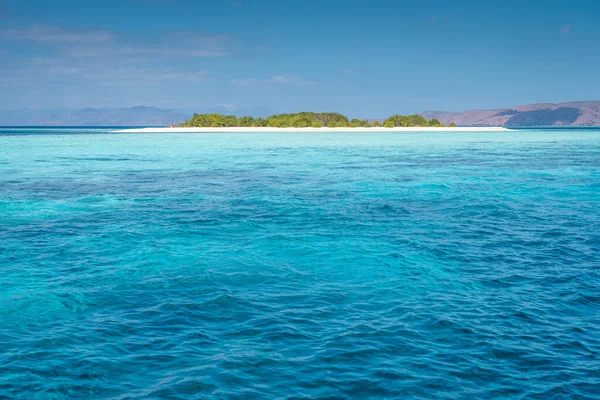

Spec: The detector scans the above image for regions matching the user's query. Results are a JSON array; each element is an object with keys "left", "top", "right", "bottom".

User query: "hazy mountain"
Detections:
[
  {"left": 0, "top": 105, "right": 277, "bottom": 126},
  {"left": 421, "top": 101, "right": 600, "bottom": 127},
  {"left": 3, "top": 102, "right": 599, "bottom": 127}
]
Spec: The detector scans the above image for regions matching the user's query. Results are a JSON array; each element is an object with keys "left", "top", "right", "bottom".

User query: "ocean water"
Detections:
[{"left": 1, "top": 127, "right": 599, "bottom": 398}]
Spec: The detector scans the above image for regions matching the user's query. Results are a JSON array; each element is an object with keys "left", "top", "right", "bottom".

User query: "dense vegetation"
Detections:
[{"left": 180, "top": 112, "right": 454, "bottom": 128}]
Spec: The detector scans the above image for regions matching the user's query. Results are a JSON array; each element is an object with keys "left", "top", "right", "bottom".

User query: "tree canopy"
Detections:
[
  {"left": 382, "top": 114, "right": 440, "bottom": 127},
  {"left": 180, "top": 112, "right": 453, "bottom": 128}
]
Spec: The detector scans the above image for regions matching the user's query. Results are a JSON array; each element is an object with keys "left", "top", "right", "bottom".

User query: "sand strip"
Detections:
[{"left": 113, "top": 127, "right": 512, "bottom": 133}]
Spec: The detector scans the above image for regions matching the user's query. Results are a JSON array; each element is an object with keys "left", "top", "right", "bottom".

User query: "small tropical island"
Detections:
[
  {"left": 176, "top": 112, "right": 457, "bottom": 128},
  {"left": 114, "top": 112, "right": 511, "bottom": 132}
]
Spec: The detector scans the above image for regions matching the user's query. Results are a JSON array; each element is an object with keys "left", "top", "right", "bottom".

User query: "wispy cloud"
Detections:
[
  {"left": 0, "top": 25, "right": 234, "bottom": 57},
  {"left": 560, "top": 24, "right": 573, "bottom": 34},
  {"left": 269, "top": 75, "right": 316, "bottom": 84},
  {"left": 231, "top": 78, "right": 259, "bottom": 86},
  {"left": 0, "top": 55, "right": 208, "bottom": 88},
  {"left": 0, "top": 24, "right": 235, "bottom": 88},
  {"left": 0, "top": 22, "right": 262, "bottom": 106},
  {"left": 75, "top": 67, "right": 208, "bottom": 87},
  {"left": 232, "top": 74, "right": 317, "bottom": 86},
  {"left": 0, "top": 25, "right": 113, "bottom": 43},
  {"left": 111, "top": 45, "right": 230, "bottom": 58},
  {"left": 95, "top": 67, "right": 208, "bottom": 86},
  {"left": 152, "top": 31, "right": 233, "bottom": 57}
]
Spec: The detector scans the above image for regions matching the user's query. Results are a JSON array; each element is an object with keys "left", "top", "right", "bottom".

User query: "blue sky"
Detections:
[{"left": 0, "top": 0, "right": 598, "bottom": 117}]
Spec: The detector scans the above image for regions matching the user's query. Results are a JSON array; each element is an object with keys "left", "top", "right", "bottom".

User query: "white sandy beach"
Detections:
[{"left": 114, "top": 127, "right": 512, "bottom": 133}]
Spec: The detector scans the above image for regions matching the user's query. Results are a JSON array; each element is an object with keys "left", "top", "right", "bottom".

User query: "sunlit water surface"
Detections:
[{"left": 1, "top": 128, "right": 599, "bottom": 398}]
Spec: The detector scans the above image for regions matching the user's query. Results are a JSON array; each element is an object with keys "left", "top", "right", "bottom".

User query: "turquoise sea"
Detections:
[{"left": 1, "top": 127, "right": 599, "bottom": 398}]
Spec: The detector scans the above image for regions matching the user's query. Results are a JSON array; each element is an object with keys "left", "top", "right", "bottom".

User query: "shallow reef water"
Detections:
[{"left": 1, "top": 128, "right": 599, "bottom": 398}]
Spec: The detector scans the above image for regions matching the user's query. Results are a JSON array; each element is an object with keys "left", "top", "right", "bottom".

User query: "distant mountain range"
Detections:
[
  {"left": 1, "top": 101, "right": 599, "bottom": 127},
  {"left": 421, "top": 101, "right": 600, "bottom": 127},
  {"left": 0, "top": 105, "right": 275, "bottom": 126}
]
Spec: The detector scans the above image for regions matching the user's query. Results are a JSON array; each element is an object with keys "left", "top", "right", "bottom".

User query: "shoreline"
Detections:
[{"left": 113, "top": 127, "right": 513, "bottom": 133}]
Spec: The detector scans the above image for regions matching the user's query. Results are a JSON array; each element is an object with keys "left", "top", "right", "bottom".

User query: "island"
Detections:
[{"left": 113, "top": 112, "right": 512, "bottom": 132}]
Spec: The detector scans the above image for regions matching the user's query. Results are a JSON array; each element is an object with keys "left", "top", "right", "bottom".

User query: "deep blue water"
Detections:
[{"left": 1, "top": 128, "right": 599, "bottom": 398}]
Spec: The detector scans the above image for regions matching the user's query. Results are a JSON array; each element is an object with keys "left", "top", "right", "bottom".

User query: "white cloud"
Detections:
[
  {"left": 91, "top": 67, "right": 208, "bottom": 86},
  {"left": 160, "top": 72, "right": 207, "bottom": 82},
  {"left": 0, "top": 25, "right": 234, "bottom": 58},
  {"left": 232, "top": 74, "right": 317, "bottom": 86},
  {"left": 118, "top": 45, "right": 230, "bottom": 58},
  {"left": 0, "top": 25, "right": 226, "bottom": 89},
  {"left": 0, "top": 25, "right": 113, "bottom": 43},
  {"left": 0, "top": 56, "right": 208, "bottom": 88}
]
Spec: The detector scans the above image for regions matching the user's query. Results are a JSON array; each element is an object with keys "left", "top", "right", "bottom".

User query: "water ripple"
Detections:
[{"left": 1, "top": 129, "right": 599, "bottom": 398}]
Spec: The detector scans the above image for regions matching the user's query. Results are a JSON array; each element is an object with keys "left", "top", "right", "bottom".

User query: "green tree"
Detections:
[
  {"left": 350, "top": 118, "right": 362, "bottom": 127},
  {"left": 253, "top": 117, "right": 268, "bottom": 127},
  {"left": 384, "top": 114, "right": 409, "bottom": 127},
  {"left": 373, "top": 120, "right": 381, "bottom": 127},
  {"left": 267, "top": 117, "right": 285, "bottom": 127},
  {"left": 383, "top": 114, "right": 449, "bottom": 127},
  {"left": 383, "top": 120, "right": 395, "bottom": 128},
  {"left": 407, "top": 114, "right": 428, "bottom": 126},
  {"left": 238, "top": 116, "right": 255, "bottom": 127},
  {"left": 449, "top": 122, "right": 457, "bottom": 127},
  {"left": 294, "top": 116, "right": 312, "bottom": 127}
]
